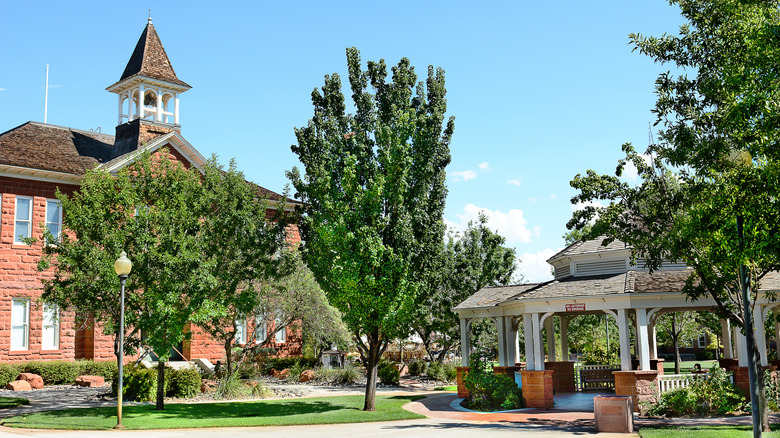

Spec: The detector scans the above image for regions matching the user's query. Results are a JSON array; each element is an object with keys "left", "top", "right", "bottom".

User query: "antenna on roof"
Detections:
[
  {"left": 44, "top": 64, "right": 49, "bottom": 124},
  {"left": 148, "top": 10, "right": 152, "bottom": 24}
]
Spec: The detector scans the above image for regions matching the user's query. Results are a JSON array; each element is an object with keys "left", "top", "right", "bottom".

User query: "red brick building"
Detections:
[{"left": 0, "top": 18, "right": 301, "bottom": 364}]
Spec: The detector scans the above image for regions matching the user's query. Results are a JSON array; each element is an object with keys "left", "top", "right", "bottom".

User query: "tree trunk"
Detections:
[
  {"left": 225, "top": 339, "right": 233, "bottom": 376},
  {"left": 156, "top": 360, "right": 165, "bottom": 410},
  {"left": 363, "top": 335, "right": 382, "bottom": 411},
  {"left": 750, "top": 328, "right": 770, "bottom": 432},
  {"left": 672, "top": 314, "right": 681, "bottom": 375}
]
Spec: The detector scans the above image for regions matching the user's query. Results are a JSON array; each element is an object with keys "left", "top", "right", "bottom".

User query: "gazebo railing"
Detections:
[
  {"left": 657, "top": 373, "right": 733, "bottom": 394},
  {"left": 576, "top": 364, "right": 621, "bottom": 391}
]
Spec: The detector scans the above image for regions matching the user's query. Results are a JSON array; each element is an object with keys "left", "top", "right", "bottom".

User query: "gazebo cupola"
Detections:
[{"left": 106, "top": 16, "right": 191, "bottom": 128}]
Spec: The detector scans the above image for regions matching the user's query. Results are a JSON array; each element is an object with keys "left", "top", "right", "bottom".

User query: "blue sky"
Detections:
[{"left": 0, "top": 1, "right": 685, "bottom": 283}]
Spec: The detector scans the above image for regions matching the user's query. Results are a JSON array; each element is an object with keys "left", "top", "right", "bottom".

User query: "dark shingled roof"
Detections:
[
  {"left": 457, "top": 269, "right": 780, "bottom": 310},
  {"left": 548, "top": 237, "right": 630, "bottom": 263},
  {"left": 0, "top": 122, "right": 114, "bottom": 175},
  {"left": 116, "top": 21, "right": 190, "bottom": 88}
]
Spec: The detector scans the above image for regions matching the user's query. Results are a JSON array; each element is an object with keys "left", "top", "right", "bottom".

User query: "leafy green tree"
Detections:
[
  {"left": 655, "top": 311, "right": 700, "bottom": 374},
  {"left": 562, "top": 224, "right": 592, "bottom": 246},
  {"left": 258, "top": 248, "right": 351, "bottom": 361},
  {"left": 413, "top": 213, "right": 516, "bottom": 362},
  {"left": 192, "top": 158, "right": 290, "bottom": 377},
  {"left": 39, "top": 150, "right": 211, "bottom": 410},
  {"left": 567, "top": 1, "right": 780, "bottom": 431},
  {"left": 287, "top": 47, "right": 454, "bottom": 410}
]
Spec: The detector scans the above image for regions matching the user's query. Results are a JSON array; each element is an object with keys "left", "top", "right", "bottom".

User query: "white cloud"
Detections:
[
  {"left": 516, "top": 248, "right": 560, "bottom": 283},
  {"left": 550, "top": 194, "right": 557, "bottom": 199},
  {"left": 507, "top": 179, "right": 521, "bottom": 186},
  {"left": 620, "top": 153, "right": 653, "bottom": 182},
  {"left": 478, "top": 162, "right": 490, "bottom": 170},
  {"left": 447, "top": 203, "right": 535, "bottom": 244},
  {"left": 449, "top": 170, "right": 478, "bottom": 182},
  {"left": 0, "top": 88, "right": 6, "bottom": 91}
]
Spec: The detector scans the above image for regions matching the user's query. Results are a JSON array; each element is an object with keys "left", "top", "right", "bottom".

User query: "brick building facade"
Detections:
[{"left": 0, "top": 18, "right": 302, "bottom": 364}]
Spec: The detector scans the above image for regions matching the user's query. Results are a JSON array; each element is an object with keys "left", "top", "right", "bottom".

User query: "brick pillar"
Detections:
[
  {"left": 520, "top": 369, "right": 555, "bottom": 409},
  {"left": 545, "top": 361, "right": 575, "bottom": 392},
  {"left": 456, "top": 366, "right": 469, "bottom": 399},
  {"left": 613, "top": 370, "right": 659, "bottom": 413},
  {"left": 731, "top": 366, "right": 750, "bottom": 396},
  {"left": 719, "top": 358, "right": 739, "bottom": 370},
  {"left": 653, "top": 358, "right": 665, "bottom": 376}
]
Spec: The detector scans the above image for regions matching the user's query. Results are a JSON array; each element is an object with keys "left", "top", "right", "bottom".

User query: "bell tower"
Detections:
[{"left": 106, "top": 16, "right": 191, "bottom": 154}]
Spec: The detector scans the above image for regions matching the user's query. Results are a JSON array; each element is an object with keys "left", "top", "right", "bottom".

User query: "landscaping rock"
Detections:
[
  {"left": 17, "top": 373, "right": 44, "bottom": 389},
  {"left": 277, "top": 368, "right": 290, "bottom": 379},
  {"left": 75, "top": 375, "right": 105, "bottom": 387},
  {"left": 6, "top": 380, "right": 31, "bottom": 391},
  {"left": 299, "top": 370, "right": 316, "bottom": 383}
]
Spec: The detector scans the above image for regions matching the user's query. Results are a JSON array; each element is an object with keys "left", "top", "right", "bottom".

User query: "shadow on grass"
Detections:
[{"left": 0, "top": 397, "right": 29, "bottom": 409}]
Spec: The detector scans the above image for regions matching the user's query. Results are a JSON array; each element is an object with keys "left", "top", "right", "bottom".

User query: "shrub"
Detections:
[
  {"left": 443, "top": 362, "right": 457, "bottom": 381},
  {"left": 285, "top": 362, "right": 305, "bottom": 383},
  {"left": 463, "top": 354, "right": 522, "bottom": 412},
  {"left": 428, "top": 362, "right": 456, "bottom": 382},
  {"left": 408, "top": 361, "right": 427, "bottom": 376},
  {"left": 21, "top": 361, "right": 80, "bottom": 385},
  {"left": 378, "top": 362, "right": 400, "bottom": 385},
  {"left": 167, "top": 368, "right": 201, "bottom": 398},
  {"left": 236, "top": 361, "right": 261, "bottom": 379},
  {"left": 261, "top": 357, "right": 318, "bottom": 375},
  {"left": 645, "top": 367, "right": 745, "bottom": 417},
  {"left": 214, "top": 372, "right": 248, "bottom": 400},
  {"left": 112, "top": 364, "right": 157, "bottom": 402},
  {"left": 0, "top": 364, "right": 20, "bottom": 387},
  {"left": 78, "top": 360, "right": 118, "bottom": 380},
  {"left": 695, "top": 350, "right": 715, "bottom": 361}
]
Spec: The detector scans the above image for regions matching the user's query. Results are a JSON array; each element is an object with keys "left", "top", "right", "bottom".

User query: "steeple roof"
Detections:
[{"left": 115, "top": 18, "right": 190, "bottom": 88}]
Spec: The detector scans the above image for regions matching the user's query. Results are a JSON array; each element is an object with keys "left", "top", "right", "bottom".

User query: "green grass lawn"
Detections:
[
  {"left": 0, "top": 397, "right": 29, "bottom": 409},
  {"left": 640, "top": 426, "right": 780, "bottom": 438},
  {"left": 662, "top": 359, "right": 718, "bottom": 374},
  {"left": 0, "top": 395, "right": 424, "bottom": 430},
  {"left": 433, "top": 385, "right": 457, "bottom": 391}
]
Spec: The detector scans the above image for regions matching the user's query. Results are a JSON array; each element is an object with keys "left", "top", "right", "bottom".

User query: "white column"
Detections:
[
  {"left": 545, "top": 316, "right": 557, "bottom": 362},
  {"left": 721, "top": 319, "right": 733, "bottom": 359},
  {"left": 635, "top": 309, "right": 651, "bottom": 371},
  {"left": 532, "top": 313, "right": 544, "bottom": 370},
  {"left": 505, "top": 317, "right": 519, "bottom": 366},
  {"left": 736, "top": 330, "right": 749, "bottom": 367},
  {"left": 754, "top": 306, "right": 768, "bottom": 366},
  {"left": 174, "top": 93, "right": 180, "bottom": 125},
  {"left": 156, "top": 89, "right": 163, "bottom": 122},
  {"left": 138, "top": 85, "right": 146, "bottom": 119},
  {"left": 460, "top": 318, "right": 470, "bottom": 366},
  {"left": 496, "top": 317, "right": 508, "bottom": 367},
  {"left": 648, "top": 321, "right": 657, "bottom": 360},
  {"left": 560, "top": 316, "right": 569, "bottom": 361},
  {"left": 117, "top": 94, "right": 123, "bottom": 125},
  {"left": 523, "top": 314, "right": 535, "bottom": 370},
  {"left": 617, "top": 309, "right": 632, "bottom": 371}
]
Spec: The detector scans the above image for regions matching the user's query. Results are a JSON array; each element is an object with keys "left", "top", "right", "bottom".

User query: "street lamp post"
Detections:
[{"left": 114, "top": 251, "right": 132, "bottom": 430}]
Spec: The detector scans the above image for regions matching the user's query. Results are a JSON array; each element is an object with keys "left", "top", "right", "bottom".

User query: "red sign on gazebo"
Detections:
[{"left": 565, "top": 303, "right": 585, "bottom": 312}]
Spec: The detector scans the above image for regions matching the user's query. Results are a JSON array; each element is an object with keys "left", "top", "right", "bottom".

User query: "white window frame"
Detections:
[
  {"left": 698, "top": 332, "right": 707, "bottom": 349},
  {"left": 45, "top": 199, "right": 62, "bottom": 242},
  {"left": 11, "top": 298, "right": 30, "bottom": 351},
  {"left": 275, "top": 318, "right": 286, "bottom": 343},
  {"left": 42, "top": 303, "right": 60, "bottom": 350},
  {"left": 255, "top": 315, "right": 267, "bottom": 343},
  {"left": 235, "top": 318, "right": 247, "bottom": 345},
  {"left": 14, "top": 196, "right": 33, "bottom": 244}
]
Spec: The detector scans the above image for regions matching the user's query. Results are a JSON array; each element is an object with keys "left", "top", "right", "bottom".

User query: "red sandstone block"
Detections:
[
  {"left": 75, "top": 376, "right": 105, "bottom": 387},
  {"left": 6, "top": 380, "right": 31, "bottom": 391},
  {"left": 17, "top": 373, "right": 44, "bottom": 389}
]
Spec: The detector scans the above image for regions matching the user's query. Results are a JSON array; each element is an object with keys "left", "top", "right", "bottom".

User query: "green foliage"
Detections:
[
  {"left": 656, "top": 312, "right": 700, "bottom": 374},
  {"left": 315, "top": 364, "right": 364, "bottom": 385},
  {"left": 214, "top": 372, "right": 247, "bottom": 400},
  {"left": 462, "top": 355, "right": 522, "bottom": 412},
  {"left": 262, "top": 357, "right": 318, "bottom": 375},
  {"left": 167, "top": 368, "right": 201, "bottom": 399},
  {"left": 408, "top": 361, "right": 427, "bottom": 376},
  {"left": 285, "top": 362, "right": 306, "bottom": 383},
  {"left": 645, "top": 367, "right": 745, "bottom": 417},
  {"left": 695, "top": 351, "right": 715, "bottom": 361},
  {"left": 0, "top": 364, "right": 19, "bottom": 387},
  {"left": 377, "top": 362, "right": 400, "bottom": 386},
  {"left": 77, "top": 361, "right": 118, "bottom": 380},
  {"left": 21, "top": 361, "right": 79, "bottom": 385},
  {"left": 764, "top": 370, "right": 780, "bottom": 412},
  {"left": 413, "top": 214, "right": 516, "bottom": 362},
  {"left": 113, "top": 364, "right": 158, "bottom": 403},
  {"left": 426, "top": 361, "right": 447, "bottom": 381},
  {"left": 287, "top": 47, "right": 454, "bottom": 409},
  {"left": 567, "top": 314, "right": 619, "bottom": 362}
]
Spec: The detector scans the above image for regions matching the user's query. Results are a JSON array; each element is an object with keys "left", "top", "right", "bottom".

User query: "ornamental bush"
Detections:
[
  {"left": 112, "top": 364, "right": 158, "bottom": 402},
  {"left": 408, "top": 361, "right": 427, "bottom": 376},
  {"left": 463, "top": 354, "right": 522, "bottom": 412},
  {"left": 20, "top": 361, "right": 80, "bottom": 385},
  {"left": 0, "top": 364, "right": 20, "bottom": 387},
  {"left": 645, "top": 366, "right": 745, "bottom": 417},
  {"left": 167, "top": 368, "right": 201, "bottom": 398},
  {"left": 378, "top": 361, "right": 400, "bottom": 385}
]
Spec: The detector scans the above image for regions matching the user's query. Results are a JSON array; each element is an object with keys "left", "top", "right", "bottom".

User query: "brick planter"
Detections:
[
  {"left": 545, "top": 361, "right": 575, "bottom": 393},
  {"left": 594, "top": 395, "right": 633, "bottom": 433},
  {"left": 613, "top": 370, "right": 659, "bottom": 413},
  {"left": 519, "top": 369, "right": 554, "bottom": 409},
  {"left": 456, "top": 366, "right": 469, "bottom": 399}
]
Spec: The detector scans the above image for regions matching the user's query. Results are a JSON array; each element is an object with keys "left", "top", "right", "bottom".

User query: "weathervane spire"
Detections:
[{"left": 148, "top": 10, "right": 152, "bottom": 25}]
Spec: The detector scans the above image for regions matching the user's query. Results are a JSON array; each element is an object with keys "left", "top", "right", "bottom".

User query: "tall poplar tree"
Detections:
[{"left": 288, "top": 47, "right": 454, "bottom": 410}]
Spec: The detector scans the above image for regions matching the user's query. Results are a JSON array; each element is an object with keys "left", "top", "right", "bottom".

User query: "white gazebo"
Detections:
[{"left": 454, "top": 237, "right": 780, "bottom": 409}]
